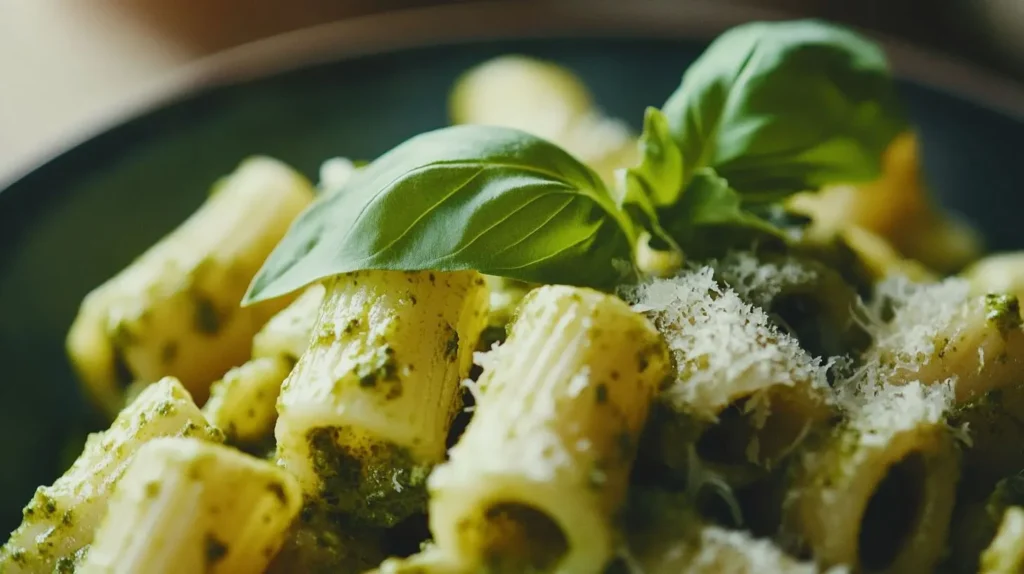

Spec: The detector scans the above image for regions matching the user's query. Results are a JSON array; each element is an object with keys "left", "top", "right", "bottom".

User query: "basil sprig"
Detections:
[
  {"left": 621, "top": 19, "right": 908, "bottom": 252},
  {"left": 245, "top": 19, "right": 909, "bottom": 303},
  {"left": 659, "top": 19, "right": 907, "bottom": 200},
  {"left": 245, "top": 125, "right": 637, "bottom": 303}
]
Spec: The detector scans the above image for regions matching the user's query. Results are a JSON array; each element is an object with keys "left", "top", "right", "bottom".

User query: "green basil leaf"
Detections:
[
  {"left": 244, "top": 125, "right": 638, "bottom": 304},
  {"left": 661, "top": 19, "right": 908, "bottom": 199},
  {"left": 659, "top": 168, "right": 788, "bottom": 258},
  {"left": 629, "top": 107, "right": 685, "bottom": 206}
]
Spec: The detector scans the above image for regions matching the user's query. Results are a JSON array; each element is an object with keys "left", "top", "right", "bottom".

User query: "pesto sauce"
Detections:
[
  {"left": 266, "top": 505, "right": 386, "bottom": 574},
  {"left": 985, "top": 294, "right": 1022, "bottom": 339},
  {"left": 192, "top": 293, "right": 223, "bottom": 335},
  {"left": 306, "top": 427, "right": 430, "bottom": 527},
  {"left": 205, "top": 533, "right": 229, "bottom": 565}
]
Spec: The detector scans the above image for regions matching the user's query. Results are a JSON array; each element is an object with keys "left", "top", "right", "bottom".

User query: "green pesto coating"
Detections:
[
  {"left": 192, "top": 292, "right": 223, "bottom": 335},
  {"left": 307, "top": 427, "right": 431, "bottom": 527},
  {"left": 267, "top": 505, "right": 386, "bottom": 574},
  {"left": 985, "top": 293, "right": 1022, "bottom": 339},
  {"left": 205, "top": 534, "right": 229, "bottom": 566}
]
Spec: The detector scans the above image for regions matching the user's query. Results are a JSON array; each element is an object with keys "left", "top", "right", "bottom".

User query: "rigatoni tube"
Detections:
[
  {"left": 449, "top": 55, "right": 638, "bottom": 185},
  {"left": 781, "top": 382, "right": 959, "bottom": 573},
  {"left": 866, "top": 277, "right": 1024, "bottom": 403},
  {"left": 252, "top": 284, "right": 327, "bottom": 364},
  {"left": 623, "top": 268, "right": 834, "bottom": 483},
  {"left": 203, "top": 284, "right": 326, "bottom": 450},
  {"left": 275, "top": 270, "right": 489, "bottom": 526},
  {"left": 203, "top": 357, "right": 293, "bottom": 450},
  {"left": 0, "top": 378, "right": 221, "bottom": 573},
  {"left": 79, "top": 437, "right": 302, "bottom": 574},
  {"left": 427, "top": 285, "right": 670, "bottom": 574},
  {"left": 66, "top": 157, "right": 315, "bottom": 414}
]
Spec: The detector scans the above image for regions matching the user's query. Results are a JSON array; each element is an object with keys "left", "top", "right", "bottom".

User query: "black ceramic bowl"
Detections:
[{"left": 1, "top": 0, "right": 1023, "bottom": 534}]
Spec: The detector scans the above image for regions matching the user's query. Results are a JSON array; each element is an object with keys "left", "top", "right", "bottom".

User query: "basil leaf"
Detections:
[
  {"left": 245, "top": 125, "right": 637, "bottom": 304},
  {"left": 659, "top": 168, "right": 787, "bottom": 258},
  {"left": 661, "top": 19, "right": 907, "bottom": 199},
  {"left": 629, "top": 107, "right": 685, "bottom": 207}
]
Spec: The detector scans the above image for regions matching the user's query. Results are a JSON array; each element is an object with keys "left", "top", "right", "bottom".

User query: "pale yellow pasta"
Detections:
[
  {"left": 203, "top": 356, "right": 293, "bottom": 449},
  {"left": 66, "top": 157, "right": 315, "bottom": 413},
  {"left": 274, "top": 270, "right": 488, "bottom": 526},
  {"left": 781, "top": 383, "right": 959, "bottom": 573},
  {"left": 426, "top": 285, "right": 670, "bottom": 574},
  {"left": 79, "top": 437, "right": 302, "bottom": 574},
  {"left": 789, "top": 131, "right": 981, "bottom": 273},
  {"left": 450, "top": 55, "right": 638, "bottom": 184},
  {"left": 623, "top": 269, "right": 834, "bottom": 482},
  {"left": 0, "top": 378, "right": 221, "bottom": 572},
  {"left": 251, "top": 284, "right": 327, "bottom": 364},
  {"left": 867, "top": 279, "right": 1024, "bottom": 403},
  {"left": 963, "top": 252, "right": 1024, "bottom": 299},
  {"left": 980, "top": 507, "right": 1024, "bottom": 574}
]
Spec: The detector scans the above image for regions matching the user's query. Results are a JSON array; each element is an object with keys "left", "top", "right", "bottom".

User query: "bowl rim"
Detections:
[{"left": 2, "top": 0, "right": 1023, "bottom": 191}]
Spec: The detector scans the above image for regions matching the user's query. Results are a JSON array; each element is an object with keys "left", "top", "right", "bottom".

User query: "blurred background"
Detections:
[{"left": 2, "top": 0, "right": 1022, "bottom": 182}]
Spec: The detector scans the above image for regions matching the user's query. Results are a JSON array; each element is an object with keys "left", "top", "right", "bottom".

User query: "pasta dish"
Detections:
[{"left": 3, "top": 19, "right": 1023, "bottom": 574}]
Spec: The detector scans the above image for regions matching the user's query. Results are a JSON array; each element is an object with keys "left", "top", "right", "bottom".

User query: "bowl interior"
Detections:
[{"left": 1, "top": 35, "right": 1022, "bottom": 533}]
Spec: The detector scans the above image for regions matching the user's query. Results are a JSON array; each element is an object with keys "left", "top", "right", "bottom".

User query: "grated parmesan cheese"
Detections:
[
  {"left": 709, "top": 251, "right": 818, "bottom": 308},
  {"left": 688, "top": 526, "right": 850, "bottom": 574},
  {"left": 621, "top": 267, "right": 831, "bottom": 419}
]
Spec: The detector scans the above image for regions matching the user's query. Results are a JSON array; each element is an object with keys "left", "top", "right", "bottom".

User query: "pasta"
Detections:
[
  {"left": 623, "top": 268, "right": 834, "bottom": 486},
  {"left": 781, "top": 382, "right": 960, "bottom": 573},
  {"left": 0, "top": 378, "right": 221, "bottom": 572},
  {"left": 426, "top": 285, "right": 671, "bottom": 573},
  {"left": 79, "top": 437, "right": 302, "bottom": 574},
  {"left": 274, "top": 270, "right": 488, "bottom": 526},
  {"left": 980, "top": 507, "right": 1024, "bottom": 574},
  {"left": 789, "top": 132, "right": 982, "bottom": 274},
  {"left": 450, "top": 55, "right": 638, "bottom": 184},
  {"left": 963, "top": 252, "right": 1024, "bottom": 299},
  {"left": 9, "top": 25, "right": 1024, "bottom": 574},
  {"left": 864, "top": 277, "right": 1024, "bottom": 403},
  {"left": 66, "top": 157, "right": 315, "bottom": 414},
  {"left": 203, "top": 356, "right": 294, "bottom": 451}
]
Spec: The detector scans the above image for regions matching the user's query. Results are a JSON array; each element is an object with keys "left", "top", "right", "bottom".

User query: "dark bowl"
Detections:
[{"left": 1, "top": 0, "right": 1023, "bottom": 533}]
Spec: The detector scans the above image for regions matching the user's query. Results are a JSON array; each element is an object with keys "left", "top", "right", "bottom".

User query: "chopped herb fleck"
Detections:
[
  {"left": 161, "top": 341, "right": 179, "bottom": 365},
  {"left": 595, "top": 384, "right": 608, "bottom": 404},
  {"left": 443, "top": 325, "right": 460, "bottom": 362},
  {"left": 267, "top": 481, "right": 289, "bottom": 505},
  {"left": 205, "top": 534, "right": 229, "bottom": 565},
  {"left": 985, "top": 293, "right": 1022, "bottom": 339},
  {"left": 193, "top": 294, "right": 222, "bottom": 335}
]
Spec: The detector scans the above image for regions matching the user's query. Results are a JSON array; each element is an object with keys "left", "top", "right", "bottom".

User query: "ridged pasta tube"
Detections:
[
  {"left": 275, "top": 270, "right": 489, "bottom": 526},
  {"left": 781, "top": 383, "right": 959, "bottom": 573},
  {"left": 623, "top": 269, "right": 834, "bottom": 484},
  {"left": 66, "top": 157, "right": 315, "bottom": 414},
  {"left": 79, "top": 437, "right": 302, "bottom": 574},
  {"left": 867, "top": 280, "right": 1024, "bottom": 403},
  {"left": 980, "top": 507, "right": 1024, "bottom": 574},
  {"left": 789, "top": 131, "right": 982, "bottom": 273},
  {"left": 427, "top": 285, "right": 671, "bottom": 574},
  {"left": 203, "top": 284, "right": 326, "bottom": 450},
  {"left": 450, "top": 55, "right": 638, "bottom": 185},
  {"left": 0, "top": 378, "right": 221, "bottom": 572},
  {"left": 203, "top": 357, "right": 294, "bottom": 450},
  {"left": 252, "top": 284, "right": 327, "bottom": 364}
]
